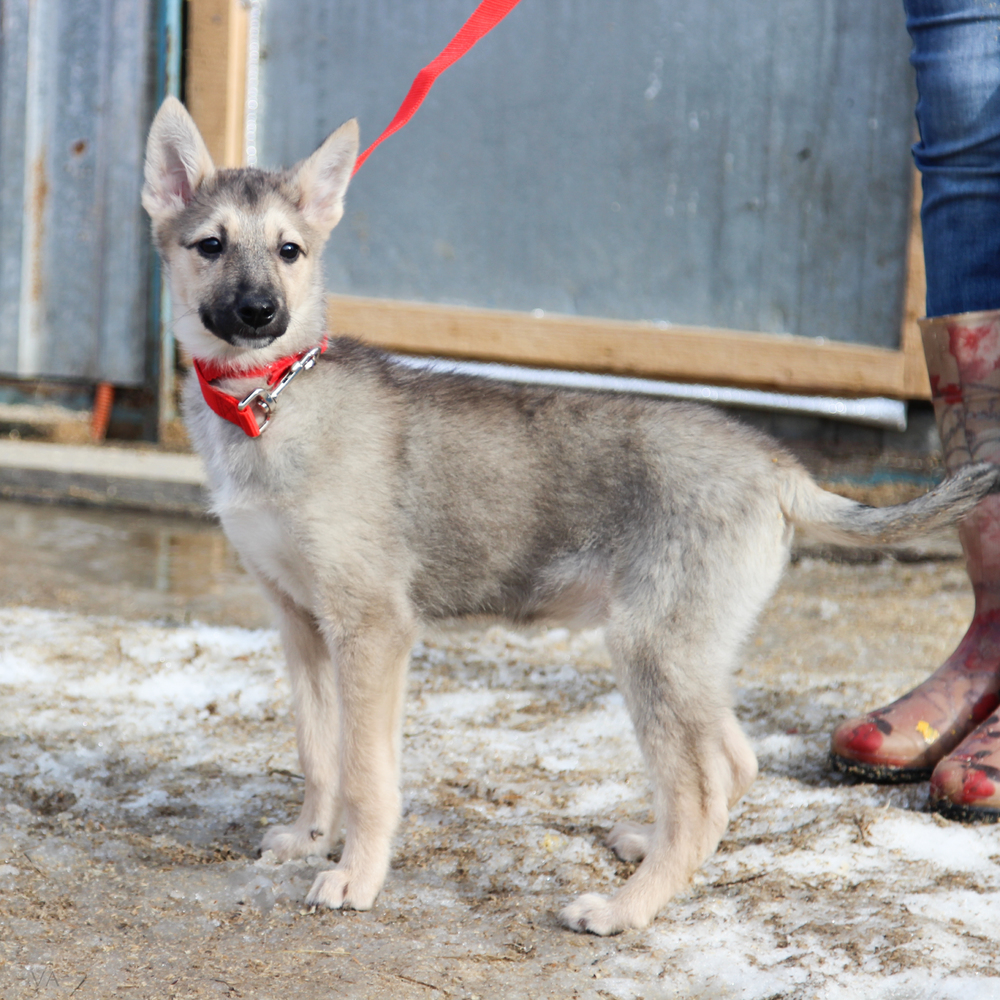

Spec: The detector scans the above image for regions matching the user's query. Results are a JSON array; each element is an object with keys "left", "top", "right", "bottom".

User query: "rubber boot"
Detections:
[
  {"left": 831, "top": 310, "right": 1000, "bottom": 782},
  {"left": 929, "top": 708, "right": 1000, "bottom": 820}
]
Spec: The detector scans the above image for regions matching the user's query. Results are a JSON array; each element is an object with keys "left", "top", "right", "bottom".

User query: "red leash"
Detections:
[
  {"left": 197, "top": 2, "right": 522, "bottom": 436},
  {"left": 352, "top": 0, "right": 524, "bottom": 175}
]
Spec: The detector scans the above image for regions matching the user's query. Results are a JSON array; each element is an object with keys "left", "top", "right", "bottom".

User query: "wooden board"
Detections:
[
  {"left": 184, "top": 0, "right": 247, "bottom": 167},
  {"left": 327, "top": 294, "right": 924, "bottom": 399},
  {"left": 323, "top": 165, "right": 931, "bottom": 400},
  {"left": 900, "top": 172, "right": 932, "bottom": 398}
]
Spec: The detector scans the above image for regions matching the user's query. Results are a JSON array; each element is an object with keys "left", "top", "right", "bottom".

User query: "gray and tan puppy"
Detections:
[{"left": 142, "top": 96, "right": 997, "bottom": 935}]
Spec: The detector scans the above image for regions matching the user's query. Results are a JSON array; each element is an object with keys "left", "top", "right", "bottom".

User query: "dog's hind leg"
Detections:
[
  {"left": 260, "top": 589, "right": 343, "bottom": 862},
  {"left": 606, "top": 713, "right": 756, "bottom": 864},
  {"left": 562, "top": 621, "right": 758, "bottom": 935},
  {"left": 305, "top": 609, "right": 417, "bottom": 912},
  {"left": 605, "top": 820, "right": 655, "bottom": 863}
]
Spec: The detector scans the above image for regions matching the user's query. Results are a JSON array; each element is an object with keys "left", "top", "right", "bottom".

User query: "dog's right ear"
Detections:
[
  {"left": 289, "top": 120, "right": 360, "bottom": 235},
  {"left": 142, "top": 97, "right": 215, "bottom": 219}
]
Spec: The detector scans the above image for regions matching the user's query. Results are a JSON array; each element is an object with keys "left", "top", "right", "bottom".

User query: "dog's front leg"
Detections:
[
  {"left": 305, "top": 616, "right": 416, "bottom": 912},
  {"left": 260, "top": 590, "right": 342, "bottom": 861}
]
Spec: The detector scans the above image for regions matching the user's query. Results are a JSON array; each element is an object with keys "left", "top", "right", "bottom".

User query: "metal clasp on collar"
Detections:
[{"left": 237, "top": 344, "right": 323, "bottom": 434}]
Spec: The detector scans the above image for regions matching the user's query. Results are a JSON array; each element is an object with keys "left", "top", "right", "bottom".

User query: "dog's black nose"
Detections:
[{"left": 237, "top": 295, "right": 277, "bottom": 329}]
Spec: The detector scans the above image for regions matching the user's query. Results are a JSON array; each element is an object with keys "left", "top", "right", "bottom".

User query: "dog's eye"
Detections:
[
  {"left": 197, "top": 237, "right": 223, "bottom": 257},
  {"left": 279, "top": 242, "right": 301, "bottom": 262}
]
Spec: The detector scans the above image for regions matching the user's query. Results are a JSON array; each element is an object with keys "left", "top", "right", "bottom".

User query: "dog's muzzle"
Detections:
[{"left": 200, "top": 292, "right": 290, "bottom": 347}]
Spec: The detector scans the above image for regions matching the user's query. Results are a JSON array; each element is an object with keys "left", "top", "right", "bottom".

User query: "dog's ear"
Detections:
[
  {"left": 289, "top": 120, "right": 359, "bottom": 234},
  {"left": 142, "top": 97, "right": 215, "bottom": 219}
]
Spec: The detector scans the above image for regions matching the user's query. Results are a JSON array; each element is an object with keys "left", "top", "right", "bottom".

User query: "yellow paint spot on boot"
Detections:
[{"left": 916, "top": 720, "right": 940, "bottom": 744}]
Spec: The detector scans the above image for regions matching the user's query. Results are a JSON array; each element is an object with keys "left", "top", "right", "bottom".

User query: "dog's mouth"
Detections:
[{"left": 199, "top": 298, "right": 290, "bottom": 348}]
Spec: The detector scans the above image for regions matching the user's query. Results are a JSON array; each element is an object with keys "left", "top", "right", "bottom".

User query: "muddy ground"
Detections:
[{"left": 2, "top": 499, "right": 1000, "bottom": 999}]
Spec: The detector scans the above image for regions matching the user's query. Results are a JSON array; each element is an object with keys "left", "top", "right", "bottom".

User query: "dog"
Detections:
[{"left": 141, "top": 96, "right": 999, "bottom": 935}]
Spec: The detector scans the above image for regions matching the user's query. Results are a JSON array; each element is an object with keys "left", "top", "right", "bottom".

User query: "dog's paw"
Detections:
[
  {"left": 305, "top": 867, "right": 380, "bottom": 911},
  {"left": 606, "top": 821, "right": 653, "bottom": 862},
  {"left": 560, "top": 893, "right": 627, "bottom": 936},
  {"left": 260, "top": 823, "right": 333, "bottom": 862}
]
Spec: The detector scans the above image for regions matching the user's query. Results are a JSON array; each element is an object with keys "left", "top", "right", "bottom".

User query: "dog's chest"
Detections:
[
  {"left": 222, "top": 504, "right": 316, "bottom": 609},
  {"left": 197, "top": 415, "right": 319, "bottom": 609}
]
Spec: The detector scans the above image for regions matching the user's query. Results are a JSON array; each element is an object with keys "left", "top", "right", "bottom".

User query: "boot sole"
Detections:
[
  {"left": 829, "top": 752, "right": 933, "bottom": 784},
  {"left": 931, "top": 797, "right": 1000, "bottom": 823}
]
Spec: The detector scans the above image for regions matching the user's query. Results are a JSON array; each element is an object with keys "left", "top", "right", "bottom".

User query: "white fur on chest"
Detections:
[
  {"left": 187, "top": 382, "right": 318, "bottom": 609},
  {"left": 222, "top": 504, "right": 316, "bottom": 610}
]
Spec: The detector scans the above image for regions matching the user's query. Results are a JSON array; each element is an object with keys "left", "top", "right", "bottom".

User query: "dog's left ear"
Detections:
[
  {"left": 142, "top": 96, "right": 215, "bottom": 220},
  {"left": 289, "top": 120, "right": 360, "bottom": 234}
]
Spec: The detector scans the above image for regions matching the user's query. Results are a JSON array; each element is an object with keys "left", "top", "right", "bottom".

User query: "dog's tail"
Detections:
[{"left": 778, "top": 460, "right": 1000, "bottom": 547}]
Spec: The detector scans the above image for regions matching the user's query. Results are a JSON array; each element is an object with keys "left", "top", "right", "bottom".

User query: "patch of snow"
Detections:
[{"left": 4, "top": 604, "right": 1000, "bottom": 996}]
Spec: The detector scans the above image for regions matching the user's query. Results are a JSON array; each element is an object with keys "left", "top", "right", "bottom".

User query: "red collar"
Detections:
[{"left": 193, "top": 336, "right": 328, "bottom": 438}]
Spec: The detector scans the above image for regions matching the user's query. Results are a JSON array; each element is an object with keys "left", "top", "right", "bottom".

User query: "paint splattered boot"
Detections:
[
  {"left": 928, "top": 707, "right": 1000, "bottom": 821},
  {"left": 831, "top": 310, "right": 1000, "bottom": 782}
]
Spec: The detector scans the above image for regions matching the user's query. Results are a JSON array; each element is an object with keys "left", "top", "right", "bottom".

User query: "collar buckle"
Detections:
[{"left": 236, "top": 344, "right": 323, "bottom": 434}]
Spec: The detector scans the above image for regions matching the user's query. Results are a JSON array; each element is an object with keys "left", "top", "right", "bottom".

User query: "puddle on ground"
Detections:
[{"left": 0, "top": 500, "right": 269, "bottom": 628}]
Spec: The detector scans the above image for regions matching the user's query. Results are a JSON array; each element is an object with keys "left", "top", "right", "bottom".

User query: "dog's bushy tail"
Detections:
[{"left": 779, "top": 461, "right": 1000, "bottom": 547}]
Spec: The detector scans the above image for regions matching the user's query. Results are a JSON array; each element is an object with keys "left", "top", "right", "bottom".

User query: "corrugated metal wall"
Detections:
[
  {"left": 258, "top": 0, "right": 916, "bottom": 349},
  {"left": 0, "top": 0, "right": 157, "bottom": 385}
]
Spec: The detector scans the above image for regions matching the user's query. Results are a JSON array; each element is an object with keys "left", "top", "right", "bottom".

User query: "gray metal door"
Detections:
[
  {"left": 257, "top": 0, "right": 916, "bottom": 350},
  {"left": 0, "top": 0, "right": 157, "bottom": 385}
]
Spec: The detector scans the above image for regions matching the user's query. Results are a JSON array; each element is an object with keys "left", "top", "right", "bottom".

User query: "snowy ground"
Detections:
[{"left": 3, "top": 542, "right": 1000, "bottom": 998}]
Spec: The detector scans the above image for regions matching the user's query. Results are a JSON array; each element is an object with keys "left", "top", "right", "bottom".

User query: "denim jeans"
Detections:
[{"left": 904, "top": 0, "right": 1000, "bottom": 317}]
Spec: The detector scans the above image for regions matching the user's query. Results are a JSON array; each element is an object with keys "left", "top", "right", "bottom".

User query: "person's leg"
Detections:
[
  {"left": 830, "top": 0, "right": 1000, "bottom": 784},
  {"left": 832, "top": 312, "right": 1000, "bottom": 780},
  {"left": 908, "top": 0, "right": 1000, "bottom": 318}
]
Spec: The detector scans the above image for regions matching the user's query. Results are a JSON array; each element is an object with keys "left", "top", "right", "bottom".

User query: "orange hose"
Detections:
[{"left": 90, "top": 382, "right": 114, "bottom": 442}]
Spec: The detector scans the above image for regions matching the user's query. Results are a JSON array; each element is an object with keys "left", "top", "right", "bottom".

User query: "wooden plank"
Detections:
[
  {"left": 900, "top": 170, "right": 932, "bottom": 398},
  {"left": 184, "top": 0, "right": 247, "bottom": 167},
  {"left": 327, "top": 294, "right": 914, "bottom": 399}
]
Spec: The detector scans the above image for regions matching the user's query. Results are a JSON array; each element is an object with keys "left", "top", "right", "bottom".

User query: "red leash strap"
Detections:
[{"left": 352, "top": 0, "right": 524, "bottom": 176}]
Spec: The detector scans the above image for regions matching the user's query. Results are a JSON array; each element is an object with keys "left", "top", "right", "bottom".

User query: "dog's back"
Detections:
[
  {"left": 290, "top": 340, "right": 799, "bottom": 626},
  {"left": 314, "top": 342, "right": 997, "bottom": 622}
]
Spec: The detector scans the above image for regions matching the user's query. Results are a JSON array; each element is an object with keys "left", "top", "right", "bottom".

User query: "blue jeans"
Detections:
[{"left": 905, "top": 0, "right": 1000, "bottom": 317}]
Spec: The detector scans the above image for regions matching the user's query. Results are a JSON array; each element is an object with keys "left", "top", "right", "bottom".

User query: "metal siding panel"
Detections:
[
  {"left": 38, "top": 0, "right": 106, "bottom": 378},
  {"left": 258, "top": 0, "right": 916, "bottom": 349},
  {"left": 0, "top": 0, "right": 155, "bottom": 385},
  {"left": 0, "top": 0, "right": 29, "bottom": 373},
  {"left": 96, "top": 0, "right": 155, "bottom": 383}
]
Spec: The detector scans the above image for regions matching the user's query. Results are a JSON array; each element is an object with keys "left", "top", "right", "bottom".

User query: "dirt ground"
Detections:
[{"left": 2, "top": 499, "right": 1000, "bottom": 999}]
